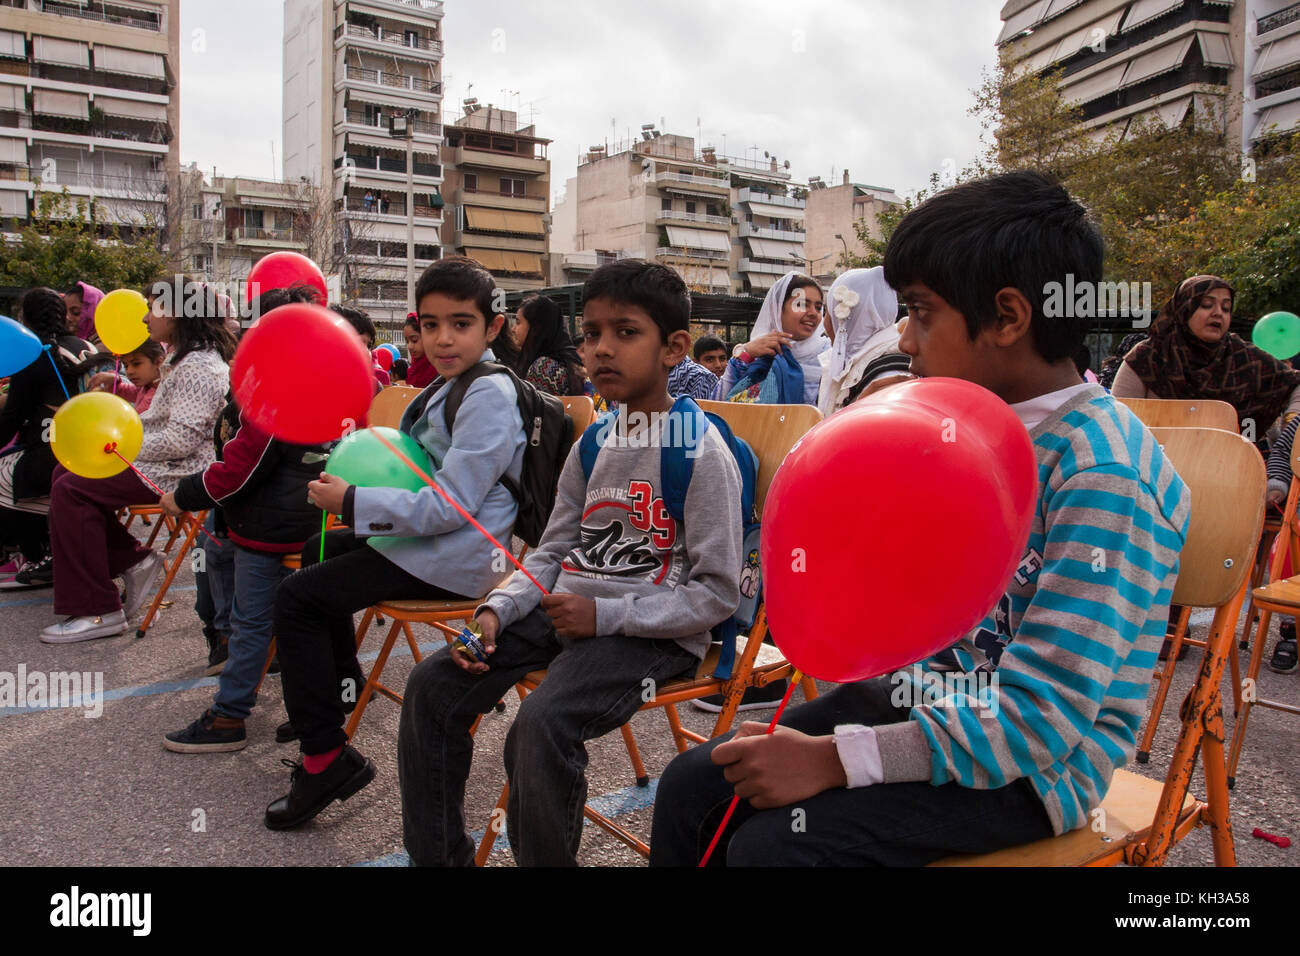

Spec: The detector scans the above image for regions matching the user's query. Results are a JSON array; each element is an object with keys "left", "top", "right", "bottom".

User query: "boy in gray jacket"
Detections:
[{"left": 398, "top": 260, "right": 743, "bottom": 866}]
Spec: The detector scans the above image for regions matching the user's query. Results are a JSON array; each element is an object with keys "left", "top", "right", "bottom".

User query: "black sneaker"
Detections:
[
  {"left": 692, "top": 679, "right": 789, "bottom": 714},
  {"left": 163, "top": 709, "right": 247, "bottom": 753},
  {"left": 264, "top": 745, "right": 375, "bottom": 830},
  {"left": 6, "top": 555, "right": 53, "bottom": 589},
  {"left": 1270, "top": 621, "right": 1298, "bottom": 674},
  {"left": 275, "top": 720, "right": 300, "bottom": 744},
  {"left": 205, "top": 636, "right": 229, "bottom": 677}
]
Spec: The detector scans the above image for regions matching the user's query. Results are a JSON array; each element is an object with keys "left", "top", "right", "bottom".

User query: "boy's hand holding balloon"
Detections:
[
  {"left": 541, "top": 593, "right": 597, "bottom": 638},
  {"left": 307, "top": 473, "right": 349, "bottom": 515},
  {"left": 711, "top": 723, "right": 847, "bottom": 809}
]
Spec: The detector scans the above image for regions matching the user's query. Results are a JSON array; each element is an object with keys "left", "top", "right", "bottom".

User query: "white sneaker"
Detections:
[
  {"left": 121, "top": 550, "right": 165, "bottom": 619},
  {"left": 40, "top": 611, "right": 127, "bottom": 644}
]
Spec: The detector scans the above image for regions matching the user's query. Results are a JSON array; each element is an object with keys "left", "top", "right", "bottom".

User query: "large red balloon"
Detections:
[
  {"left": 372, "top": 346, "right": 394, "bottom": 371},
  {"left": 231, "top": 304, "right": 373, "bottom": 444},
  {"left": 759, "top": 377, "right": 1037, "bottom": 683},
  {"left": 245, "top": 251, "right": 328, "bottom": 305}
]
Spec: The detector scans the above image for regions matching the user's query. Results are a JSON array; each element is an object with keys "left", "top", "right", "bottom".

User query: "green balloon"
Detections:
[
  {"left": 325, "top": 426, "right": 431, "bottom": 492},
  {"left": 1252, "top": 311, "right": 1300, "bottom": 360}
]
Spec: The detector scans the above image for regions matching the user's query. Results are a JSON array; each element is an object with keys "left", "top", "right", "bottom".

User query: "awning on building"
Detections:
[
  {"left": 0, "top": 30, "right": 24, "bottom": 59},
  {"left": 1121, "top": 0, "right": 1184, "bottom": 33},
  {"left": 0, "top": 190, "right": 26, "bottom": 218},
  {"left": 96, "top": 96, "right": 167, "bottom": 122},
  {"left": 0, "top": 84, "right": 24, "bottom": 112},
  {"left": 33, "top": 36, "right": 89, "bottom": 68},
  {"left": 744, "top": 201, "right": 804, "bottom": 221},
  {"left": 1060, "top": 62, "right": 1127, "bottom": 105},
  {"left": 464, "top": 248, "right": 506, "bottom": 270},
  {"left": 93, "top": 46, "right": 165, "bottom": 79},
  {"left": 0, "top": 135, "right": 26, "bottom": 164},
  {"left": 33, "top": 89, "right": 89, "bottom": 120},
  {"left": 997, "top": 0, "right": 1049, "bottom": 44},
  {"left": 1127, "top": 95, "right": 1193, "bottom": 131},
  {"left": 1120, "top": 35, "right": 1195, "bottom": 88},
  {"left": 1197, "top": 31, "right": 1233, "bottom": 69},
  {"left": 665, "top": 226, "right": 730, "bottom": 252},
  {"left": 1046, "top": 8, "right": 1126, "bottom": 65},
  {"left": 1251, "top": 97, "right": 1300, "bottom": 141},
  {"left": 1253, "top": 30, "right": 1300, "bottom": 79},
  {"left": 745, "top": 237, "right": 804, "bottom": 260},
  {"left": 501, "top": 251, "right": 543, "bottom": 274},
  {"left": 464, "top": 207, "right": 543, "bottom": 235}
]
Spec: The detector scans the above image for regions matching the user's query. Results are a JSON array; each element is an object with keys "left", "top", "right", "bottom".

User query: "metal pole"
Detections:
[{"left": 406, "top": 128, "right": 415, "bottom": 311}]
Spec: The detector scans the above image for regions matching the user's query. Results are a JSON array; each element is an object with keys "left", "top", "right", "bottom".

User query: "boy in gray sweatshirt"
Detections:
[{"left": 398, "top": 259, "right": 743, "bottom": 866}]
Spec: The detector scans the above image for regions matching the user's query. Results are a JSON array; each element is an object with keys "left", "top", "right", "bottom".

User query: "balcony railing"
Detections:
[
  {"left": 342, "top": 111, "right": 442, "bottom": 138},
  {"left": 38, "top": 0, "right": 161, "bottom": 32},
  {"left": 343, "top": 197, "right": 442, "bottom": 220},
  {"left": 655, "top": 171, "right": 729, "bottom": 189},
  {"left": 655, "top": 246, "right": 729, "bottom": 261},
  {"left": 461, "top": 184, "right": 547, "bottom": 201},
  {"left": 341, "top": 22, "right": 443, "bottom": 54},
  {"left": 737, "top": 187, "right": 804, "bottom": 208},
  {"left": 233, "top": 226, "right": 297, "bottom": 243},
  {"left": 40, "top": 169, "right": 166, "bottom": 194},
  {"left": 343, "top": 65, "right": 440, "bottom": 95},
  {"left": 658, "top": 209, "right": 730, "bottom": 226},
  {"left": 1259, "top": 2, "right": 1300, "bottom": 36},
  {"left": 739, "top": 222, "right": 805, "bottom": 241}
]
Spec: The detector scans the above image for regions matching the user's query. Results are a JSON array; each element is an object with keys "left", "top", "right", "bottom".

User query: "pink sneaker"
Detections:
[{"left": 0, "top": 555, "right": 24, "bottom": 580}]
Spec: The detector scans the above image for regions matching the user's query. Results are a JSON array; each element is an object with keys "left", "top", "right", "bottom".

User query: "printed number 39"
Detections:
[{"left": 627, "top": 481, "right": 674, "bottom": 549}]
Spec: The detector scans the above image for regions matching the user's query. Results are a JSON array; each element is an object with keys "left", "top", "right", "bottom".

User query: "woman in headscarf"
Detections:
[
  {"left": 64, "top": 281, "right": 104, "bottom": 346},
  {"left": 720, "top": 272, "right": 829, "bottom": 405},
  {"left": 1111, "top": 275, "right": 1300, "bottom": 439},
  {"left": 512, "top": 294, "right": 585, "bottom": 396},
  {"left": 816, "top": 267, "right": 913, "bottom": 417}
]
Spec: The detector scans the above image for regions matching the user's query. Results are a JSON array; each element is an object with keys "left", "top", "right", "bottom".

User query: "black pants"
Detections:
[
  {"left": 648, "top": 678, "right": 1056, "bottom": 867},
  {"left": 0, "top": 507, "right": 48, "bottom": 562},
  {"left": 273, "top": 529, "right": 469, "bottom": 755}
]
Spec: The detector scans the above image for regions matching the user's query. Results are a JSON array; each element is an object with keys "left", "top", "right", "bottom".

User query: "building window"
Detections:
[
  {"left": 685, "top": 200, "right": 697, "bottom": 214},
  {"left": 707, "top": 203, "right": 719, "bottom": 217},
  {"left": 661, "top": 197, "right": 672, "bottom": 211},
  {"left": 191, "top": 203, "right": 202, "bottom": 220},
  {"left": 500, "top": 177, "right": 524, "bottom": 197},
  {"left": 464, "top": 173, "right": 478, "bottom": 192}
]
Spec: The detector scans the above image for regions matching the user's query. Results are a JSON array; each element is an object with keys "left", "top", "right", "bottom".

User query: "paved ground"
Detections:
[{"left": 1, "top": 528, "right": 1296, "bottom": 868}]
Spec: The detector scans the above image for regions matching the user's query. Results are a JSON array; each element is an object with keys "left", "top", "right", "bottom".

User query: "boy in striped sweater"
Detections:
[{"left": 650, "top": 171, "right": 1192, "bottom": 866}]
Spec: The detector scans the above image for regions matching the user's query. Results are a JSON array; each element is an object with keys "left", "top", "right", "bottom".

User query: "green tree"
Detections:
[{"left": 0, "top": 189, "right": 167, "bottom": 294}]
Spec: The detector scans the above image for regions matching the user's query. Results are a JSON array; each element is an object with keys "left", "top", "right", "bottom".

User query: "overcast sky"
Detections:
[{"left": 179, "top": 0, "right": 1003, "bottom": 202}]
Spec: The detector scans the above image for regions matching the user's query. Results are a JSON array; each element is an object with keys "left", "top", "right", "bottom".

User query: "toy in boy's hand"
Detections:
[
  {"left": 50, "top": 392, "right": 143, "bottom": 479},
  {"left": 1251, "top": 311, "right": 1300, "bottom": 360},
  {"left": 325, "top": 426, "right": 432, "bottom": 493},
  {"left": 245, "top": 251, "right": 328, "bottom": 305},
  {"left": 760, "top": 376, "right": 1036, "bottom": 683},
  {"left": 452, "top": 620, "right": 490, "bottom": 663},
  {"left": 231, "top": 303, "right": 373, "bottom": 444}
]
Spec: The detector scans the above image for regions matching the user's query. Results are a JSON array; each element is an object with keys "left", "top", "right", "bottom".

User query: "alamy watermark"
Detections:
[
  {"left": 889, "top": 664, "right": 1000, "bottom": 718},
  {"left": 0, "top": 666, "right": 104, "bottom": 718},
  {"left": 591, "top": 409, "right": 710, "bottom": 458},
  {"left": 1043, "top": 274, "right": 1152, "bottom": 329}
]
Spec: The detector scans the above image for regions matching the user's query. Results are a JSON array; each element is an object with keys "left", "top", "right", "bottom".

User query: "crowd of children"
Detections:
[{"left": 4, "top": 168, "right": 1297, "bottom": 866}]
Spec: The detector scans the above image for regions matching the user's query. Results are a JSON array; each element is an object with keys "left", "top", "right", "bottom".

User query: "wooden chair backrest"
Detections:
[
  {"left": 697, "top": 401, "right": 823, "bottom": 514},
  {"left": 368, "top": 385, "right": 423, "bottom": 429},
  {"left": 1118, "top": 397, "right": 1238, "bottom": 433},
  {"left": 561, "top": 396, "right": 595, "bottom": 447},
  {"left": 1150, "top": 427, "right": 1265, "bottom": 608}
]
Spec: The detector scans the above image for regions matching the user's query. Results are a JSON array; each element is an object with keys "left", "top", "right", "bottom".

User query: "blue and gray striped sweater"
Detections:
[{"left": 875, "top": 386, "right": 1192, "bottom": 835}]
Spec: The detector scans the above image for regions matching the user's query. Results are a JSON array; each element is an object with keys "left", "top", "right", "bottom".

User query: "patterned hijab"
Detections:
[{"left": 1125, "top": 275, "right": 1300, "bottom": 431}]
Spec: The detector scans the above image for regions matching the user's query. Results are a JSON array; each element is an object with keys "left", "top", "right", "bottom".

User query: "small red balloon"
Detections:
[
  {"left": 231, "top": 304, "right": 372, "bottom": 444},
  {"left": 245, "top": 251, "right": 328, "bottom": 305},
  {"left": 372, "top": 347, "right": 394, "bottom": 371},
  {"left": 759, "top": 377, "right": 1037, "bottom": 683}
]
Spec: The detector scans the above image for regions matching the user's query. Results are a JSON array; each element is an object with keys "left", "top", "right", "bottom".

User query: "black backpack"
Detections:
[{"left": 440, "top": 362, "right": 573, "bottom": 547}]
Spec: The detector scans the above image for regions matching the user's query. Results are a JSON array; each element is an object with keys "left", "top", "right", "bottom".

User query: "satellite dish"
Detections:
[
  {"left": 764, "top": 151, "right": 770, "bottom": 159},
  {"left": 784, "top": 160, "right": 791, "bottom": 169}
]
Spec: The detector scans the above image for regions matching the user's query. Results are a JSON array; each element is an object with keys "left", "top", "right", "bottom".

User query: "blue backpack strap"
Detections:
[
  {"left": 579, "top": 410, "right": 618, "bottom": 481},
  {"left": 659, "top": 396, "right": 709, "bottom": 522}
]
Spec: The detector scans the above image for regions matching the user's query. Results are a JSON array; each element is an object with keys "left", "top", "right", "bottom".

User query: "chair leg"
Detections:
[
  {"left": 1225, "top": 607, "right": 1273, "bottom": 786},
  {"left": 353, "top": 607, "right": 376, "bottom": 651},
  {"left": 664, "top": 704, "right": 692, "bottom": 752},
  {"left": 1137, "top": 606, "right": 1190, "bottom": 762},
  {"left": 619, "top": 723, "right": 649, "bottom": 788},
  {"left": 474, "top": 783, "right": 510, "bottom": 866},
  {"left": 136, "top": 517, "right": 198, "bottom": 638},
  {"left": 799, "top": 673, "right": 819, "bottom": 701},
  {"left": 1200, "top": 714, "right": 1237, "bottom": 867},
  {"left": 344, "top": 618, "right": 403, "bottom": 742}
]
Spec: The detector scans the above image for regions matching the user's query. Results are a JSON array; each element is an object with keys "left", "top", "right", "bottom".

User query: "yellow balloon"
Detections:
[
  {"left": 95, "top": 289, "right": 150, "bottom": 355},
  {"left": 50, "top": 392, "right": 143, "bottom": 479}
]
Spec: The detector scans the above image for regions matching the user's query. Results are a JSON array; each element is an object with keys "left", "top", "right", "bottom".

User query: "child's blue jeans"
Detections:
[
  {"left": 194, "top": 514, "right": 235, "bottom": 638},
  {"left": 212, "top": 545, "right": 290, "bottom": 720},
  {"left": 398, "top": 607, "right": 698, "bottom": 867}
]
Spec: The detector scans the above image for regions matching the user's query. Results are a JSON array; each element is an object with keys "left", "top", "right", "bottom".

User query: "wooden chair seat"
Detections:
[
  {"left": 520, "top": 637, "right": 789, "bottom": 694},
  {"left": 1250, "top": 575, "right": 1300, "bottom": 610},
  {"left": 931, "top": 771, "right": 1199, "bottom": 867},
  {"left": 373, "top": 597, "right": 480, "bottom": 616}
]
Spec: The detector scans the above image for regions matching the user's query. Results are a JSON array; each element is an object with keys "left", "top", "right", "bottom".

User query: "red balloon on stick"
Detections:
[
  {"left": 372, "top": 346, "right": 394, "bottom": 371},
  {"left": 231, "top": 304, "right": 373, "bottom": 444},
  {"left": 245, "top": 251, "right": 328, "bottom": 305},
  {"left": 759, "top": 377, "right": 1037, "bottom": 683}
]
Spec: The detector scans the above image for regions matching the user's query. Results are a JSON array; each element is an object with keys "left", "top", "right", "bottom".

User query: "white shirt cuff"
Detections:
[{"left": 833, "top": 724, "right": 883, "bottom": 788}]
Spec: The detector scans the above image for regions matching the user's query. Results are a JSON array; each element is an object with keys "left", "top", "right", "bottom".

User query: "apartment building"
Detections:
[
  {"left": 803, "top": 171, "right": 902, "bottom": 285},
  {"left": 0, "top": 0, "right": 178, "bottom": 235},
  {"left": 440, "top": 102, "right": 550, "bottom": 292},
  {"left": 570, "top": 130, "right": 809, "bottom": 296},
  {"left": 283, "top": 0, "right": 444, "bottom": 324},
  {"left": 998, "top": 0, "right": 1300, "bottom": 150}
]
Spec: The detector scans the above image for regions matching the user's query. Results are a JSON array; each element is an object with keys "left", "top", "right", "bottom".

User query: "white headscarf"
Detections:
[
  {"left": 817, "top": 267, "right": 907, "bottom": 417},
  {"left": 749, "top": 271, "right": 830, "bottom": 405}
]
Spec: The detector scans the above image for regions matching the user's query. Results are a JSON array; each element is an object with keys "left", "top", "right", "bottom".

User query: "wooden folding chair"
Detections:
[
  {"left": 934, "top": 426, "right": 1263, "bottom": 867},
  {"left": 135, "top": 509, "right": 209, "bottom": 639},
  {"left": 1119, "top": 405, "right": 1242, "bottom": 762},
  {"left": 1226, "top": 439, "right": 1300, "bottom": 787},
  {"left": 344, "top": 396, "right": 595, "bottom": 743},
  {"left": 474, "top": 400, "right": 824, "bottom": 863},
  {"left": 369, "top": 384, "right": 424, "bottom": 429},
  {"left": 121, "top": 505, "right": 185, "bottom": 552}
]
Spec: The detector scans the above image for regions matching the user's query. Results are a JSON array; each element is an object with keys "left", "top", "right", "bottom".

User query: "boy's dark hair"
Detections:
[
  {"left": 693, "top": 334, "right": 727, "bottom": 359},
  {"left": 1072, "top": 344, "right": 1092, "bottom": 377},
  {"left": 331, "top": 304, "right": 376, "bottom": 348},
  {"left": 582, "top": 259, "right": 691, "bottom": 342},
  {"left": 250, "top": 284, "right": 317, "bottom": 322},
  {"left": 414, "top": 256, "right": 498, "bottom": 326},
  {"left": 390, "top": 357, "right": 409, "bottom": 380},
  {"left": 882, "top": 170, "right": 1103, "bottom": 363}
]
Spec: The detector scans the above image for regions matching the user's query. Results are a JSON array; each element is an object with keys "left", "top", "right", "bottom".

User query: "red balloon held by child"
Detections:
[
  {"left": 245, "top": 251, "right": 328, "bottom": 305},
  {"left": 759, "top": 377, "right": 1037, "bottom": 683},
  {"left": 372, "top": 346, "right": 394, "bottom": 371},
  {"left": 231, "top": 303, "right": 373, "bottom": 444}
]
